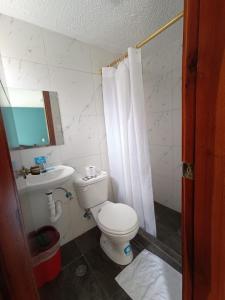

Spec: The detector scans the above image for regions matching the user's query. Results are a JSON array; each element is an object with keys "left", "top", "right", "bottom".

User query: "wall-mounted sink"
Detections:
[{"left": 24, "top": 165, "right": 74, "bottom": 192}]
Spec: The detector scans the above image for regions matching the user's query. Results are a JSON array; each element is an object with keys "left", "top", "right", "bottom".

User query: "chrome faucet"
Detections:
[{"left": 16, "top": 165, "right": 41, "bottom": 179}]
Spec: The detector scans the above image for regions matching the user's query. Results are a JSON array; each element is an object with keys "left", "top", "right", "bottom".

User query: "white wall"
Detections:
[
  {"left": 0, "top": 49, "right": 9, "bottom": 107},
  {"left": 142, "top": 19, "right": 183, "bottom": 212},
  {"left": 0, "top": 14, "right": 115, "bottom": 244},
  {"left": 0, "top": 50, "right": 25, "bottom": 183}
]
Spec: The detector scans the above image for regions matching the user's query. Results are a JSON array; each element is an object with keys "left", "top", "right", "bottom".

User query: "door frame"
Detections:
[
  {"left": 182, "top": 0, "right": 199, "bottom": 298},
  {"left": 182, "top": 0, "right": 225, "bottom": 299},
  {"left": 0, "top": 111, "right": 39, "bottom": 299}
]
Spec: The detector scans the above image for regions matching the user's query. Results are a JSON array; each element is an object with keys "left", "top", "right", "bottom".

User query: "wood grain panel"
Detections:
[
  {"left": 182, "top": 0, "right": 199, "bottom": 299},
  {"left": 43, "top": 91, "right": 56, "bottom": 145},
  {"left": 0, "top": 111, "right": 39, "bottom": 300},
  {"left": 193, "top": 0, "right": 225, "bottom": 298}
]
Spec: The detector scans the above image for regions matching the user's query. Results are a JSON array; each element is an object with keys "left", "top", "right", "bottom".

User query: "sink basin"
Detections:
[{"left": 24, "top": 165, "right": 74, "bottom": 192}]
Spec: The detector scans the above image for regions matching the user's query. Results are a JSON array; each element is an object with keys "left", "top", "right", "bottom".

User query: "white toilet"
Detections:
[{"left": 74, "top": 171, "right": 139, "bottom": 265}]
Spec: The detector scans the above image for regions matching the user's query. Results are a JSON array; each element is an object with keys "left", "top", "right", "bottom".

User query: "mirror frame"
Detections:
[{"left": 42, "top": 91, "right": 56, "bottom": 146}]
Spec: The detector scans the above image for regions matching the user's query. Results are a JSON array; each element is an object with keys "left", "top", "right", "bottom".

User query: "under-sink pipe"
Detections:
[
  {"left": 54, "top": 187, "right": 73, "bottom": 199},
  {"left": 46, "top": 191, "right": 62, "bottom": 223}
]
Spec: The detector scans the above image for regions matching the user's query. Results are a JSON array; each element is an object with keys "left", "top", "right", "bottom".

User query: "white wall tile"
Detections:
[
  {"left": 172, "top": 146, "right": 182, "bottom": 181},
  {"left": 149, "top": 145, "right": 173, "bottom": 178},
  {"left": 90, "top": 46, "right": 115, "bottom": 74},
  {"left": 2, "top": 57, "right": 50, "bottom": 90},
  {"left": 43, "top": 30, "right": 92, "bottom": 72},
  {"left": 60, "top": 115, "right": 100, "bottom": 159},
  {"left": 66, "top": 154, "right": 102, "bottom": 176},
  {"left": 0, "top": 15, "right": 46, "bottom": 64},
  {"left": 92, "top": 74, "right": 104, "bottom": 115},
  {"left": 148, "top": 111, "right": 173, "bottom": 146},
  {"left": 144, "top": 72, "right": 172, "bottom": 113},
  {"left": 0, "top": 14, "right": 112, "bottom": 242},
  {"left": 172, "top": 109, "right": 182, "bottom": 147},
  {"left": 20, "top": 145, "right": 62, "bottom": 167},
  {"left": 152, "top": 173, "right": 173, "bottom": 207},
  {"left": 171, "top": 68, "right": 182, "bottom": 110},
  {"left": 21, "top": 179, "right": 96, "bottom": 246},
  {"left": 172, "top": 179, "right": 182, "bottom": 212},
  {"left": 48, "top": 66, "right": 96, "bottom": 120},
  {"left": 143, "top": 19, "right": 182, "bottom": 212}
]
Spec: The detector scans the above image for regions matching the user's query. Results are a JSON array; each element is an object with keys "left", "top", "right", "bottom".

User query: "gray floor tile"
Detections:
[
  {"left": 156, "top": 223, "right": 181, "bottom": 254},
  {"left": 40, "top": 203, "right": 182, "bottom": 299},
  {"left": 84, "top": 245, "right": 125, "bottom": 297},
  {"left": 61, "top": 239, "right": 81, "bottom": 267},
  {"left": 74, "top": 226, "right": 101, "bottom": 254},
  {"left": 110, "top": 289, "right": 132, "bottom": 300},
  {"left": 154, "top": 201, "right": 182, "bottom": 255},
  {"left": 39, "top": 256, "right": 108, "bottom": 300}
]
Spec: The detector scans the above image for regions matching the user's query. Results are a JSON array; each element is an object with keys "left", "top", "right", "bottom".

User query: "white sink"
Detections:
[{"left": 24, "top": 165, "right": 74, "bottom": 192}]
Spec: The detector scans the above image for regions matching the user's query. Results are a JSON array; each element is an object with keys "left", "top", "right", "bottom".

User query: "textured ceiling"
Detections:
[{"left": 0, "top": 0, "right": 183, "bottom": 53}]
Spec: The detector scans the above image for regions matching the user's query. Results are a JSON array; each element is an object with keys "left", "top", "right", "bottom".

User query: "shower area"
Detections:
[
  {"left": 142, "top": 15, "right": 182, "bottom": 256},
  {"left": 102, "top": 12, "right": 183, "bottom": 262}
]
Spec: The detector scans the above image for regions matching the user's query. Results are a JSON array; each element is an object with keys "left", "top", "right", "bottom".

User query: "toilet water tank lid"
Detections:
[
  {"left": 74, "top": 171, "right": 107, "bottom": 187},
  {"left": 97, "top": 203, "right": 138, "bottom": 234}
]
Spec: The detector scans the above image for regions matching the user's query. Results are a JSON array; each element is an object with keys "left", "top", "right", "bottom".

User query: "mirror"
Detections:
[{"left": 2, "top": 88, "right": 64, "bottom": 149}]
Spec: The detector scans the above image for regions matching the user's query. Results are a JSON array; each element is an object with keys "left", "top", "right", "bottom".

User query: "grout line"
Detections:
[
  {"left": 2, "top": 55, "right": 101, "bottom": 76},
  {"left": 137, "top": 231, "right": 182, "bottom": 267}
]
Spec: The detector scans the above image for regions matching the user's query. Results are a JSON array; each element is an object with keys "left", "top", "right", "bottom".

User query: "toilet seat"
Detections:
[{"left": 97, "top": 202, "right": 138, "bottom": 235}]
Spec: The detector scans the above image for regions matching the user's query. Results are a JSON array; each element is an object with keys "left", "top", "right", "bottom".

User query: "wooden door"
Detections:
[
  {"left": 194, "top": 0, "right": 225, "bottom": 299},
  {"left": 0, "top": 73, "right": 38, "bottom": 298},
  {"left": 182, "top": 0, "right": 199, "bottom": 298},
  {"left": 182, "top": 0, "right": 225, "bottom": 299}
]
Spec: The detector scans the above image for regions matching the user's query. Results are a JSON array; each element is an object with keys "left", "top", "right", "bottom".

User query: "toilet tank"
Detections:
[{"left": 74, "top": 171, "right": 108, "bottom": 209}]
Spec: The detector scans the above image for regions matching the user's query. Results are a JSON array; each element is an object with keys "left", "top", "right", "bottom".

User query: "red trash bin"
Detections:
[{"left": 28, "top": 226, "right": 61, "bottom": 288}]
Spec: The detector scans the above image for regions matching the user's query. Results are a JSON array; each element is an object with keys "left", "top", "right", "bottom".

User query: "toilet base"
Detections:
[{"left": 100, "top": 233, "right": 133, "bottom": 265}]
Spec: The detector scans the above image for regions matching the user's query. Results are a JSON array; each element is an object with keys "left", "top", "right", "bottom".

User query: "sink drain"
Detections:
[{"left": 75, "top": 264, "right": 87, "bottom": 277}]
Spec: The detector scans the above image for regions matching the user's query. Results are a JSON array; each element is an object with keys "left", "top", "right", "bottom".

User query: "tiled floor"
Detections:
[
  {"left": 154, "top": 201, "right": 181, "bottom": 255},
  {"left": 39, "top": 226, "right": 181, "bottom": 300}
]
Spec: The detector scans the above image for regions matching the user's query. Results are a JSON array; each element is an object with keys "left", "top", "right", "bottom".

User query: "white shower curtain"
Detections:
[{"left": 102, "top": 47, "right": 156, "bottom": 236}]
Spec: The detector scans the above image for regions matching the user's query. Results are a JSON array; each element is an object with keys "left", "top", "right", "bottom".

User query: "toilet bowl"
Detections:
[
  {"left": 91, "top": 201, "right": 139, "bottom": 265},
  {"left": 74, "top": 171, "right": 139, "bottom": 265}
]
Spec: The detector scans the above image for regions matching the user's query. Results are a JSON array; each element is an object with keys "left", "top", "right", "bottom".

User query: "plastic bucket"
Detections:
[{"left": 28, "top": 226, "right": 61, "bottom": 288}]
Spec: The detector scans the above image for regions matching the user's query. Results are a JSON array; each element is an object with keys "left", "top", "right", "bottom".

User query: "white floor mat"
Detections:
[{"left": 115, "top": 249, "right": 182, "bottom": 300}]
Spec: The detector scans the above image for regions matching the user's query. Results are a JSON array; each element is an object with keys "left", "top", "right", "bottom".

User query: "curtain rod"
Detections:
[{"left": 100, "top": 11, "right": 183, "bottom": 72}]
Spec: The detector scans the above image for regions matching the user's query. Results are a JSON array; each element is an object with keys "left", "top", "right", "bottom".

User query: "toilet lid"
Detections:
[{"left": 97, "top": 203, "right": 138, "bottom": 234}]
